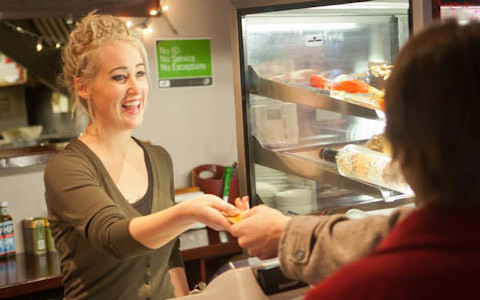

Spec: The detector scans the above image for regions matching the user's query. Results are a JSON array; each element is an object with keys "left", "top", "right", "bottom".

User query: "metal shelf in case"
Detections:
[
  {"left": 247, "top": 66, "right": 382, "bottom": 120},
  {"left": 252, "top": 136, "right": 413, "bottom": 202}
]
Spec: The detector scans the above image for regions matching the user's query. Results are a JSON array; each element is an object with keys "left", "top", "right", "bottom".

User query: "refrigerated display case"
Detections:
[{"left": 232, "top": 0, "right": 416, "bottom": 215}]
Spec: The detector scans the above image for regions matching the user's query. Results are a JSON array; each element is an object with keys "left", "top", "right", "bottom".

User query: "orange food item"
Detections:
[
  {"left": 309, "top": 74, "right": 329, "bottom": 89},
  {"left": 331, "top": 79, "right": 370, "bottom": 94},
  {"left": 226, "top": 211, "right": 245, "bottom": 224},
  {"left": 379, "top": 98, "right": 385, "bottom": 111}
]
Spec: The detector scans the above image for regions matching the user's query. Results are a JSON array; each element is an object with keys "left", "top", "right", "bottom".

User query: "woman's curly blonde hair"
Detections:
[{"left": 60, "top": 11, "right": 149, "bottom": 120}]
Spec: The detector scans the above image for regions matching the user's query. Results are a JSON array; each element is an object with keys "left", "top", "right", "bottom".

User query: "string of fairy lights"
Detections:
[
  {"left": 0, "top": 0, "right": 174, "bottom": 53},
  {"left": 133, "top": 3, "right": 171, "bottom": 34},
  {"left": 1, "top": 20, "right": 63, "bottom": 52}
]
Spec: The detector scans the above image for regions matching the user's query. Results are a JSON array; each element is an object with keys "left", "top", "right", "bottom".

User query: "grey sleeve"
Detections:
[
  {"left": 44, "top": 154, "right": 152, "bottom": 259},
  {"left": 278, "top": 206, "right": 415, "bottom": 284}
]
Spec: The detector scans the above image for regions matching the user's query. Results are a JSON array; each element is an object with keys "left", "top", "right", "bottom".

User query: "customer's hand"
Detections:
[
  {"left": 230, "top": 205, "right": 291, "bottom": 259},
  {"left": 179, "top": 195, "right": 239, "bottom": 231}
]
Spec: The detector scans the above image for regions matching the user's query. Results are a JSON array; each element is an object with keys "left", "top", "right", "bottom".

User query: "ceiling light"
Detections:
[
  {"left": 308, "top": 2, "right": 409, "bottom": 10},
  {"left": 149, "top": 9, "right": 158, "bottom": 16},
  {"left": 126, "top": 21, "right": 133, "bottom": 28},
  {"left": 36, "top": 41, "right": 43, "bottom": 52},
  {"left": 248, "top": 23, "right": 357, "bottom": 32},
  {"left": 66, "top": 14, "right": 74, "bottom": 25},
  {"left": 162, "top": 5, "right": 169, "bottom": 11}
]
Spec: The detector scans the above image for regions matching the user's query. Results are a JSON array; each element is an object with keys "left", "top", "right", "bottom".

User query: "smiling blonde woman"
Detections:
[{"left": 45, "top": 12, "right": 239, "bottom": 300}]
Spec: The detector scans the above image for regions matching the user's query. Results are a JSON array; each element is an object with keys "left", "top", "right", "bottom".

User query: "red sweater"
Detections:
[{"left": 306, "top": 207, "right": 480, "bottom": 300}]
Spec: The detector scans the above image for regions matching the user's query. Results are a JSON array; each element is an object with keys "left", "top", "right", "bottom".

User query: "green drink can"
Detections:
[{"left": 22, "top": 218, "right": 47, "bottom": 255}]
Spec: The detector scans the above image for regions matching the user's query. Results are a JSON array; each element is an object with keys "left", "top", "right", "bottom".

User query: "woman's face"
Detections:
[{"left": 86, "top": 40, "right": 149, "bottom": 131}]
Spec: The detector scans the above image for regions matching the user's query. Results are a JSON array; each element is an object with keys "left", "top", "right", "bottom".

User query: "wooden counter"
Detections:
[
  {"left": 0, "top": 229, "right": 242, "bottom": 299},
  {"left": 0, "top": 252, "right": 61, "bottom": 299}
]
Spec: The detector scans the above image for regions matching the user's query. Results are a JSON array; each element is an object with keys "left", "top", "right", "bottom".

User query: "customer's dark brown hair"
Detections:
[{"left": 385, "top": 20, "right": 480, "bottom": 207}]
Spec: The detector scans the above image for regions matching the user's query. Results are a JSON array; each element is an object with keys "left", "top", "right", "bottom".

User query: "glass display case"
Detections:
[{"left": 234, "top": 0, "right": 415, "bottom": 215}]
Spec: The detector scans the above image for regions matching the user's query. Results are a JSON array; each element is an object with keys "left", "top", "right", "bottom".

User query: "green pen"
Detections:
[{"left": 222, "top": 166, "right": 233, "bottom": 202}]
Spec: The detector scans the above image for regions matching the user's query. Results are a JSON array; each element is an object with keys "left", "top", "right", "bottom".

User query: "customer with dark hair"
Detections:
[{"left": 306, "top": 19, "right": 480, "bottom": 300}]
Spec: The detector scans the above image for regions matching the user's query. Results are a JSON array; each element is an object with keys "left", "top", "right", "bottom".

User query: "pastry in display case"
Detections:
[{"left": 235, "top": 0, "right": 414, "bottom": 215}]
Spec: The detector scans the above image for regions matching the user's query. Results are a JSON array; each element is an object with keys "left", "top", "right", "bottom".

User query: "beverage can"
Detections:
[
  {"left": 22, "top": 218, "right": 46, "bottom": 255},
  {"left": 44, "top": 219, "right": 56, "bottom": 252}
]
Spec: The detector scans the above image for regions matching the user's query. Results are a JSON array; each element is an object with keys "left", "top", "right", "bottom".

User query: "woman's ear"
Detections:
[{"left": 74, "top": 77, "right": 90, "bottom": 100}]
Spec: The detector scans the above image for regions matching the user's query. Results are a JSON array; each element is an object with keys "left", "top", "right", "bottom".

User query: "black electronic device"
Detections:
[{"left": 256, "top": 264, "right": 308, "bottom": 295}]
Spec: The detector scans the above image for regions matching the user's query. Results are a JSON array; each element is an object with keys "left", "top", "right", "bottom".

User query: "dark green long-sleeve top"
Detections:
[{"left": 44, "top": 139, "right": 184, "bottom": 300}]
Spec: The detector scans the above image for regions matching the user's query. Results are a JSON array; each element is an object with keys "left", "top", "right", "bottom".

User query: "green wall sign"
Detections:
[{"left": 156, "top": 38, "right": 213, "bottom": 88}]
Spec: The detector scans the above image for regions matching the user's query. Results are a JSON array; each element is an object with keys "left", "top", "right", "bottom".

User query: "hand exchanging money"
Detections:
[
  {"left": 229, "top": 203, "right": 292, "bottom": 259},
  {"left": 225, "top": 196, "right": 250, "bottom": 224}
]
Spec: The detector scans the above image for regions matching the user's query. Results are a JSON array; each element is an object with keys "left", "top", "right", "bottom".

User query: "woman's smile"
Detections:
[{"left": 122, "top": 99, "right": 142, "bottom": 114}]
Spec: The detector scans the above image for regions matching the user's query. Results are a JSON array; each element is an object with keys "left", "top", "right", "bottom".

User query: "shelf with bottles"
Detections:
[{"left": 247, "top": 65, "right": 386, "bottom": 121}]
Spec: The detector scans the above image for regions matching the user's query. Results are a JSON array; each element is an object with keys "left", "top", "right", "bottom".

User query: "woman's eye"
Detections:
[
  {"left": 136, "top": 71, "right": 146, "bottom": 78},
  {"left": 112, "top": 75, "right": 127, "bottom": 81}
]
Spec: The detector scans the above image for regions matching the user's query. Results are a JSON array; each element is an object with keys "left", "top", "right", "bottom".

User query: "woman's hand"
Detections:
[
  {"left": 130, "top": 194, "right": 239, "bottom": 249},
  {"left": 178, "top": 194, "right": 239, "bottom": 231},
  {"left": 230, "top": 205, "right": 291, "bottom": 259},
  {"left": 234, "top": 196, "right": 250, "bottom": 211}
]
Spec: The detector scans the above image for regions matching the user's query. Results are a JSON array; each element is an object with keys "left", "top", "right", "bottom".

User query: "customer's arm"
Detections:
[{"left": 278, "top": 206, "right": 415, "bottom": 284}]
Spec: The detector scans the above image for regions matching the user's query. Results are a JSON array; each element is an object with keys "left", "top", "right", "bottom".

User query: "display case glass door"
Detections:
[{"left": 237, "top": 0, "right": 413, "bottom": 214}]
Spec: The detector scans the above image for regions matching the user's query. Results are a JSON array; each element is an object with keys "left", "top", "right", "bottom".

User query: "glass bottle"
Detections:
[
  {"left": 320, "top": 144, "right": 412, "bottom": 194},
  {"left": 0, "top": 201, "right": 15, "bottom": 258}
]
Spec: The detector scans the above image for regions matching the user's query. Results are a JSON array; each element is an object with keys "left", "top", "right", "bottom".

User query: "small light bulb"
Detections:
[
  {"left": 16, "top": 26, "right": 23, "bottom": 32},
  {"left": 143, "top": 26, "right": 153, "bottom": 33},
  {"left": 36, "top": 42, "right": 43, "bottom": 52},
  {"left": 149, "top": 9, "right": 158, "bottom": 16},
  {"left": 162, "top": 5, "right": 169, "bottom": 11},
  {"left": 66, "top": 16, "right": 74, "bottom": 25},
  {"left": 126, "top": 21, "right": 132, "bottom": 28},
  {"left": 55, "top": 42, "right": 61, "bottom": 49}
]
